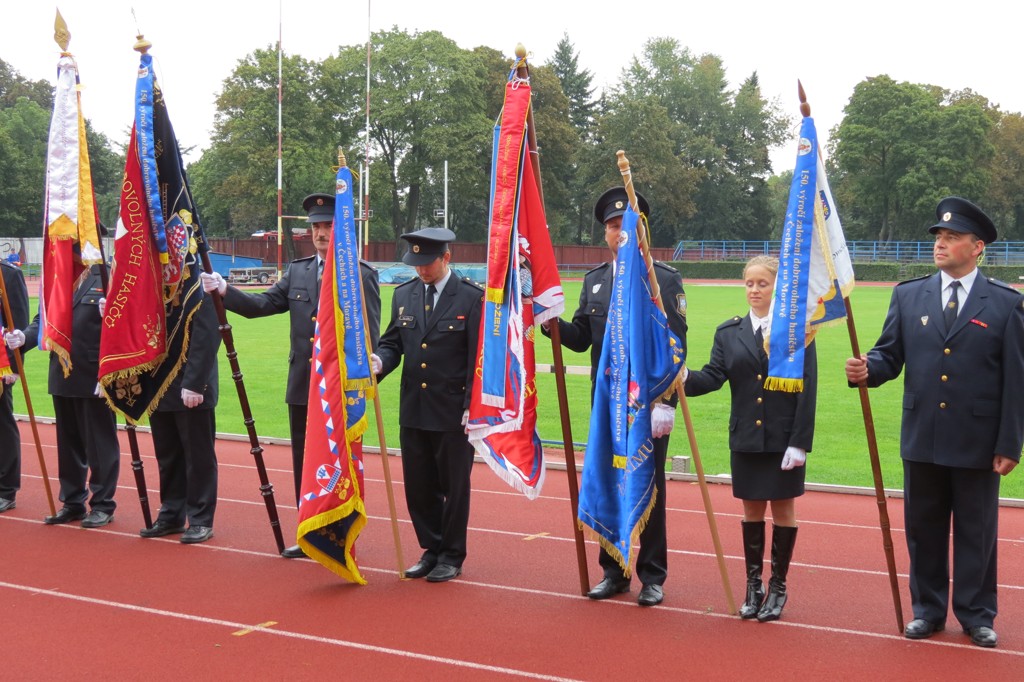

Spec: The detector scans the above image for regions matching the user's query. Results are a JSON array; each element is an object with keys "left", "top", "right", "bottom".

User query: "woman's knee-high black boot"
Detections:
[
  {"left": 757, "top": 524, "right": 798, "bottom": 622},
  {"left": 739, "top": 521, "right": 766, "bottom": 619}
]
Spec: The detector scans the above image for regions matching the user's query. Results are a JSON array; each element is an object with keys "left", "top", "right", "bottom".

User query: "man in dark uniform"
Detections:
[
  {"left": 8, "top": 263, "right": 120, "bottom": 527},
  {"left": 0, "top": 259, "right": 29, "bottom": 513},
  {"left": 141, "top": 290, "right": 222, "bottom": 544},
  {"left": 544, "top": 187, "right": 688, "bottom": 607},
  {"left": 370, "top": 227, "right": 482, "bottom": 582},
  {"left": 200, "top": 192, "right": 380, "bottom": 558},
  {"left": 846, "top": 197, "right": 1024, "bottom": 648}
]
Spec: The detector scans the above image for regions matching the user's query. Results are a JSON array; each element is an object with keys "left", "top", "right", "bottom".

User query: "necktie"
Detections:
[
  {"left": 317, "top": 259, "right": 324, "bottom": 285},
  {"left": 944, "top": 280, "right": 960, "bottom": 332},
  {"left": 754, "top": 325, "right": 767, "bottom": 361},
  {"left": 425, "top": 284, "right": 437, "bottom": 321}
]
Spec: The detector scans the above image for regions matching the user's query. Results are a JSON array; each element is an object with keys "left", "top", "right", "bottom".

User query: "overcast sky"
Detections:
[{"left": 3, "top": 1, "right": 1021, "bottom": 175}]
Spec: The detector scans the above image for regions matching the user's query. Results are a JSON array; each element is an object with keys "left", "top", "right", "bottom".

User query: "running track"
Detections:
[{"left": 2, "top": 420, "right": 1022, "bottom": 680}]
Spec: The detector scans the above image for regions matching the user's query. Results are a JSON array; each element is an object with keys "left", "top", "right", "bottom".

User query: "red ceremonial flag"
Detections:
[
  {"left": 40, "top": 53, "right": 103, "bottom": 376},
  {"left": 296, "top": 205, "right": 367, "bottom": 583},
  {"left": 466, "top": 72, "right": 564, "bottom": 498},
  {"left": 97, "top": 127, "right": 167, "bottom": 403}
]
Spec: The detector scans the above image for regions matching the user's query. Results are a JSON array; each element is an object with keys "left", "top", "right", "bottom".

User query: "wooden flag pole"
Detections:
[
  {"left": 516, "top": 45, "right": 590, "bottom": 595},
  {"left": 0, "top": 274, "right": 56, "bottom": 516},
  {"left": 616, "top": 150, "right": 736, "bottom": 615},
  {"left": 797, "top": 82, "right": 904, "bottom": 634},
  {"left": 338, "top": 148, "right": 406, "bottom": 579}
]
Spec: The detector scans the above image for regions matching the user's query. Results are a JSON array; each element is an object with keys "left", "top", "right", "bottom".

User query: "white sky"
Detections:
[{"left": 3, "top": 1, "right": 1021, "bottom": 174}]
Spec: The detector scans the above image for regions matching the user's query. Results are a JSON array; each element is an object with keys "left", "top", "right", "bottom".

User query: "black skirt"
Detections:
[{"left": 730, "top": 450, "right": 805, "bottom": 500}]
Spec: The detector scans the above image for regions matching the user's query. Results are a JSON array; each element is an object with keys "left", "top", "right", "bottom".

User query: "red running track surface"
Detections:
[{"left": 2, "top": 420, "right": 1022, "bottom": 680}]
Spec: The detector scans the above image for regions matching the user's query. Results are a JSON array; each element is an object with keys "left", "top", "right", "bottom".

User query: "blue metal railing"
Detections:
[{"left": 671, "top": 240, "right": 1024, "bottom": 265}]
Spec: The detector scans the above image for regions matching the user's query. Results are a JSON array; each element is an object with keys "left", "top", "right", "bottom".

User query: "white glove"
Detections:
[
  {"left": 201, "top": 271, "right": 227, "bottom": 296},
  {"left": 681, "top": 366, "right": 689, "bottom": 383},
  {"left": 781, "top": 446, "right": 807, "bottom": 470},
  {"left": 461, "top": 409, "right": 469, "bottom": 427},
  {"left": 370, "top": 353, "right": 382, "bottom": 375},
  {"left": 4, "top": 329, "right": 25, "bottom": 349},
  {"left": 181, "top": 388, "right": 204, "bottom": 408},
  {"left": 2, "top": 373, "right": 17, "bottom": 386},
  {"left": 651, "top": 403, "right": 675, "bottom": 438},
  {"left": 93, "top": 382, "right": 104, "bottom": 398},
  {"left": 98, "top": 297, "right": 106, "bottom": 317}
]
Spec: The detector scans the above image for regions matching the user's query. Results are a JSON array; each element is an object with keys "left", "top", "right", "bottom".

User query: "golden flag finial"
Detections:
[
  {"left": 338, "top": 146, "right": 347, "bottom": 169},
  {"left": 54, "top": 9, "right": 71, "bottom": 52}
]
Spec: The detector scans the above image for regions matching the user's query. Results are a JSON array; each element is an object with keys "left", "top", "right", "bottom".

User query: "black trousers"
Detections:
[
  {"left": 288, "top": 404, "right": 308, "bottom": 507},
  {"left": 598, "top": 434, "right": 669, "bottom": 586},
  {"left": 0, "top": 385, "right": 19, "bottom": 500},
  {"left": 904, "top": 459, "right": 1000, "bottom": 629},
  {"left": 149, "top": 409, "right": 218, "bottom": 528},
  {"left": 52, "top": 395, "right": 120, "bottom": 514},
  {"left": 400, "top": 426, "right": 474, "bottom": 568}
]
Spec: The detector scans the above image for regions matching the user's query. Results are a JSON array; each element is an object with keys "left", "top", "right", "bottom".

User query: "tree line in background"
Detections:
[{"left": 2, "top": 30, "right": 1023, "bottom": 259}]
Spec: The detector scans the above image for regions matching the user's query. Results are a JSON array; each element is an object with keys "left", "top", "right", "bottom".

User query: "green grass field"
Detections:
[{"left": 12, "top": 280, "right": 1023, "bottom": 499}]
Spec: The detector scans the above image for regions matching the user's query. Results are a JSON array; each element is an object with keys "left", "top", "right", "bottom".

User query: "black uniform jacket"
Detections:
[
  {"left": 154, "top": 294, "right": 221, "bottom": 412},
  {"left": 1, "top": 261, "right": 29, "bottom": 368},
  {"left": 375, "top": 274, "right": 483, "bottom": 432},
  {"left": 865, "top": 271, "right": 1024, "bottom": 469},
  {"left": 221, "top": 256, "right": 380, "bottom": 406},
  {"left": 23, "top": 267, "right": 105, "bottom": 398},
  {"left": 553, "top": 260, "right": 688, "bottom": 395},
  {"left": 685, "top": 314, "right": 816, "bottom": 454}
]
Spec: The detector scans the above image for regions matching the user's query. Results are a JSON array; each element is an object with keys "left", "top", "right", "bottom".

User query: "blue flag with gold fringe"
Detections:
[{"left": 577, "top": 205, "right": 684, "bottom": 575}]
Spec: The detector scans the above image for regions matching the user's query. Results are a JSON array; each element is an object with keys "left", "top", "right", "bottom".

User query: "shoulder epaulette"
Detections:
[
  {"left": 718, "top": 316, "right": 743, "bottom": 330},
  {"left": 461, "top": 276, "right": 484, "bottom": 292},
  {"left": 896, "top": 274, "right": 931, "bottom": 286},
  {"left": 395, "top": 278, "right": 418, "bottom": 290},
  {"left": 986, "top": 276, "right": 1020, "bottom": 294},
  {"left": 292, "top": 254, "right": 315, "bottom": 263},
  {"left": 0, "top": 260, "right": 14, "bottom": 270},
  {"left": 586, "top": 262, "right": 610, "bottom": 276},
  {"left": 652, "top": 260, "right": 678, "bottom": 273},
  {"left": 359, "top": 259, "right": 377, "bottom": 271}
]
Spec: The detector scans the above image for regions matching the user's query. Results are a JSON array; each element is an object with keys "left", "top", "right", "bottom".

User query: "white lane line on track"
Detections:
[
  {"left": 2, "top": 518, "right": 1023, "bottom": 657},
  {"left": 0, "top": 579, "right": 584, "bottom": 681}
]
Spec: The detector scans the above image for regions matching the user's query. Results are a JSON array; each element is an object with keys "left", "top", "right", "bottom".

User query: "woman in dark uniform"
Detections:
[{"left": 684, "top": 255, "right": 817, "bottom": 621}]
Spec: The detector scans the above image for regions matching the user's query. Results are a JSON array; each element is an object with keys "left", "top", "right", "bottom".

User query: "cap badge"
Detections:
[
  {"left": 614, "top": 200, "right": 624, "bottom": 210},
  {"left": 942, "top": 211, "right": 952, "bottom": 222},
  {"left": 316, "top": 198, "right": 324, "bottom": 206},
  {"left": 412, "top": 245, "right": 421, "bottom": 253}
]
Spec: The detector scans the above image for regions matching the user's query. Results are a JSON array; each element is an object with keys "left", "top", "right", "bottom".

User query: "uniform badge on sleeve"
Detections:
[{"left": 676, "top": 293, "right": 687, "bottom": 317}]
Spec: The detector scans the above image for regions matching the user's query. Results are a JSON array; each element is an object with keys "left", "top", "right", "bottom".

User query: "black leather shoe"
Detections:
[
  {"left": 281, "top": 545, "right": 306, "bottom": 559},
  {"left": 139, "top": 520, "right": 187, "bottom": 538},
  {"left": 404, "top": 559, "right": 437, "bottom": 579},
  {"left": 44, "top": 506, "right": 86, "bottom": 525},
  {"left": 637, "top": 584, "right": 664, "bottom": 606},
  {"left": 0, "top": 497, "right": 15, "bottom": 513},
  {"left": 180, "top": 526, "right": 214, "bottom": 544},
  {"left": 904, "top": 618, "right": 944, "bottom": 640},
  {"left": 425, "top": 563, "right": 462, "bottom": 582},
  {"left": 80, "top": 510, "right": 114, "bottom": 528},
  {"left": 965, "top": 625, "right": 997, "bottom": 648},
  {"left": 587, "top": 577, "right": 631, "bottom": 600}
]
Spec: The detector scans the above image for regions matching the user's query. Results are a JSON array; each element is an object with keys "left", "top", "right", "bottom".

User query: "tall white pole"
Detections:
[
  {"left": 444, "top": 159, "right": 449, "bottom": 230},
  {"left": 362, "top": 0, "right": 372, "bottom": 257},
  {"left": 275, "top": 0, "right": 283, "bottom": 276}
]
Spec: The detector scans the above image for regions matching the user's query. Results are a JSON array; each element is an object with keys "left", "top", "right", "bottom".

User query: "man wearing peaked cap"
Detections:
[
  {"left": 200, "top": 192, "right": 380, "bottom": 558},
  {"left": 8, "top": 264, "right": 120, "bottom": 528},
  {"left": 371, "top": 226, "right": 482, "bottom": 582},
  {"left": 847, "top": 196, "right": 1024, "bottom": 648},
  {"left": 543, "top": 187, "right": 687, "bottom": 607}
]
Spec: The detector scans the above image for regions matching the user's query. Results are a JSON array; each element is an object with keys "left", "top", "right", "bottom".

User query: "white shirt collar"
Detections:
[
  {"left": 940, "top": 267, "right": 978, "bottom": 295},
  {"left": 748, "top": 309, "right": 770, "bottom": 334},
  {"left": 427, "top": 268, "right": 453, "bottom": 296}
]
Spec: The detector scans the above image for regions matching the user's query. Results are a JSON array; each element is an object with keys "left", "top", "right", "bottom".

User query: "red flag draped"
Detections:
[
  {"left": 296, "top": 222, "right": 367, "bottom": 584},
  {"left": 97, "top": 128, "right": 167, "bottom": 401}
]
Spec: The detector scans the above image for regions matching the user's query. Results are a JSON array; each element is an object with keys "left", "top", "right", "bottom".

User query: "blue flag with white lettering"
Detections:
[{"left": 577, "top": 205, "right": 684, "bottom": 575}]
